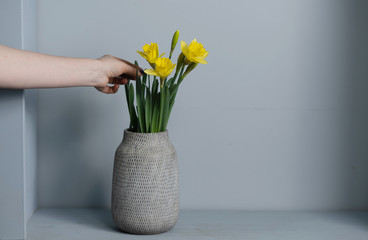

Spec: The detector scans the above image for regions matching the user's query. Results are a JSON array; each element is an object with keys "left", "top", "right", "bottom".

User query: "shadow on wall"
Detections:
[
  {"left": 293, "top": 0, "right": 368, "bottom": 210},
  {"left": 37, "top": 89, "right": 121, "bottom": 207},
  {"left": 350, "top": 0, "right": 368, "bottom": 210}
]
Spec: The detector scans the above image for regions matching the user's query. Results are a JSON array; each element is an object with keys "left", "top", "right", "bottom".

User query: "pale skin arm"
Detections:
[{"left": 0, "top": 44, "right": 143, "bottom": 94}]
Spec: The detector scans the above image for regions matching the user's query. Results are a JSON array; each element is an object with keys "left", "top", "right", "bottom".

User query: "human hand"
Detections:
[{"left": 95, "top": 55, "right": 144, "bottom": 94}]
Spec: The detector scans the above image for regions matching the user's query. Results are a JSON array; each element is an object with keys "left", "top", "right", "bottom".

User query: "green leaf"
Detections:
[
  {"left": 142, "top": 73, "right": 147, "bottom": 97},
  {"left": 177, "top": 63, "right": 186, "bottom": 86},
  {"left": 158, "top": 86, "right": 165, "bottom": 131},
  {"left": 169, "top": 83, "right": 177, "bottom": 95},
  {"left": 128, "top": 84, "right": 134, "bottom": 109},
  {"left": 167, "top": 64, "right": 186, "bottom": 126},
  {"left": 128, "top": 84, "right": 137, "bottom": 131},
  {"left": 124, "top": 83, "right": 131, "bottom": 128},
  {"left": 153, "top": 77, "right": 159, "bottom": 94},
  {"left": 124, "top": 81, "right": 130, "bottom": 108},
  {"left": 166, "top": 77, "right": 175, "bottom": 88},
  {"left": 169, "top": 98, "right": 175, "bottom": 118},
  {"left": 136, "top": 70, "right": 145, "bottom": 132},
  {"left": 149, "top": 90, "right": 153, "bottom": 132},
  {"left": 145, "top": 87, "right": 151, "bottom": 132},
  {"left": 169, "top": 84, "right": 179, "bottom": 109},
  {"left": 148, "top": 74, "right": 151, "bottom": 89},
  {"left": 175, "top": 53, "right": 185, "bottom": 75},
  {"left": 152, "top": 77, "right": 159, "bottom": 107},
  {"left": 136, "top": 106, "right": 141, "bottom": 133},
  {"left": 161, "top": 86, "right": 171, "bottom": 131},
  {"left": 152, "top": 93, "right": 160, "bottom": 132},
  {"left": 130, "top": 106, "right": 138, "bottom": 132}
]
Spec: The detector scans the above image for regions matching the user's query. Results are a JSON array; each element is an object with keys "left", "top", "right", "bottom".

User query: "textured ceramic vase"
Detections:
[{"left": 111, "top": 130, "right": 179, "bottom": 234}]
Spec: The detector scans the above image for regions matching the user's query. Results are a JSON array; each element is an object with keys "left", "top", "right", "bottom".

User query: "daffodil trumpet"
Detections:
[
  {"left": 124, "top": 30, "right": 208, "bottom": 133},
  {"left": 137, "top": 42, "right": 165, "bottom": 69},
  {"left": 144, "top": 57, "right": 176, "bottom": 88},
  {"left": 180, "top": 38, "right": 208, "bottom": 64}
]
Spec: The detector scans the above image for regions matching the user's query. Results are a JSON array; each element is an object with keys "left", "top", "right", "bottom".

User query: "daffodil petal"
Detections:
[
  {"left": 170, "top": 64, "right": 176, "bottom": 72},
  {"left": 162, "top": 64, "right": 176, "bottom": 78},
  {"left": 142, "top": 44, "right": 150, "bottom": 52},
  {"left": 196, "top": 59, "right": 208, "bottom": 64},
  {"left": 160, "top": 52, "right": 166, "bottom": 57},
  {"left": 202, "top": 51, "right": 209, "bottom": 58},
  {"left": 144, "top": 69, "right": 159, "bottom": 76},
  {"left": 137, "top": 51, "right": 146, "bottom": 58},
  {"left": 186, "top": 55, "right": 196, "bottom": 63},
  {"left": 181, "top": 41, "right": 188, "bottom": 53},
  {"left": 138, "top": 43, "right": 164, "bottom": 64},
  {"left": 151, "top": 57, "right": 176, "bottom": 78}
]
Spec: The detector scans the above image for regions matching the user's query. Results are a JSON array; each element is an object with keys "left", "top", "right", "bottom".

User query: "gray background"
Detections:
[
  {"left": 0, "top": 0, "right": 38, "bottom": 238},
  {"left": 36, "top": 0, "right": 368, "bottom": 210}
]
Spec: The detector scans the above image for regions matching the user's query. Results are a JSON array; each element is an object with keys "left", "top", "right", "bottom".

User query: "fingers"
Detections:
[
  {"left": 113, "top": 56, "right": 144, "bottom": 80},
  {"left": 112, "top": 84, "right": 119, "bottom": 93},
  {"left": 96, "top": 77, "right": 130, "bottom": 94},
  {"left": 109, "top": 77, "right": 129, "bottom": 85},
  {"left": 95, "top": 84, "right": 120, "bottom": 94},
  {"left": 113, "top": 56, "right": 144, "bottom": 72}
]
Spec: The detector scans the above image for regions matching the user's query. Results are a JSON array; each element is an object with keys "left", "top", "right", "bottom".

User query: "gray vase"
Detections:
[{"left": 111, "top": 130, "right": 179, "bottom": 234}]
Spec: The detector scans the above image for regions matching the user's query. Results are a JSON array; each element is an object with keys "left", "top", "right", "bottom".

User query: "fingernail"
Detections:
[{"left": 139, "top": 69, "right": 145, "bottom": 75}]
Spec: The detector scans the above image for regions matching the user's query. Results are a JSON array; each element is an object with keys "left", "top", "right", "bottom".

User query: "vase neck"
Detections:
[{"left": 123, "top": 129, "right": 170, "bottom": 145}]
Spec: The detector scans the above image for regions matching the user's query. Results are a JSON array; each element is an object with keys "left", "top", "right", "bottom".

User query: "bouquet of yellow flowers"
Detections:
[{"left": 125, "top": 30, "right": 208, "bottom": 133}]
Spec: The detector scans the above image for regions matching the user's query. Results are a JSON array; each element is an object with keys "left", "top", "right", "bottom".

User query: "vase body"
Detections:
[{"left": 111, "top": 130, "right": 179, "bottom": 234}]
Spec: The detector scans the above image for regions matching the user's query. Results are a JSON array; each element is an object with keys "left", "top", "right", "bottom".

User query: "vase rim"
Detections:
[{"left": 124, "top": 129, "right": 169, "bottom": 135}]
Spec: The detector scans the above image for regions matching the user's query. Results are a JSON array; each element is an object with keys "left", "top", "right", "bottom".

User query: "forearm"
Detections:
[{"left": 0, "top": 44, "right": 105, "bottom": 89}]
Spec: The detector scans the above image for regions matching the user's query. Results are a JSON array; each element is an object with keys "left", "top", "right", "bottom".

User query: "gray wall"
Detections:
[
  {"left": 37, "top": 0, "right": 368, "bottom": 210},
  {"left": 0, "top": 90, "right": 25, "bottom": 240},
  {"left": 24, "top": 0, "right": 38, "bottom": 223},
  {"left": 0, "top": 0, "right": 26, "bottom": 237},
  {"left": 0, "top": 0, "right": 38, "bottom": 239}
]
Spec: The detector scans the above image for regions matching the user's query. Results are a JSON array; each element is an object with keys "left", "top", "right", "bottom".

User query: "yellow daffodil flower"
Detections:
[
  {"left": 144, "top": 57, "right": 176, "bottom": 80},
  {"left": 137, "top": 43, "right": 165, "bottom": 64},
  {"left": 181, "top": 39, "right": 208, "bottom": 64}
]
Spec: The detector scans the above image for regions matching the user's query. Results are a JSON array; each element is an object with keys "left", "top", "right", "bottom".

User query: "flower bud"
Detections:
[{"left": 169, "top": 30, "right": 180, "bottom": 59}]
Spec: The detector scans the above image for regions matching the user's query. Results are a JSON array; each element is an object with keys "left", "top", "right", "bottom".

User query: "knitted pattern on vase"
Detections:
[{"left": 112, "top": 130, "right": 179, "bottom": 234}]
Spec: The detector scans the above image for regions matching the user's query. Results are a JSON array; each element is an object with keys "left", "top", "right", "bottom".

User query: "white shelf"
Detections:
[{"left": 28, "top": 208, "right": 368, "bottom": 240}]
